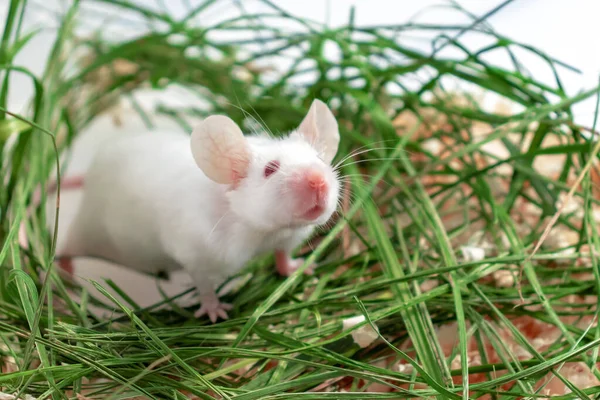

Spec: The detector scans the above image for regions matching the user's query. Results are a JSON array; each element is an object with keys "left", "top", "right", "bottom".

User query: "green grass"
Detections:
[{"left": 1, "top": 0, "right": 600, "bottom": 398}]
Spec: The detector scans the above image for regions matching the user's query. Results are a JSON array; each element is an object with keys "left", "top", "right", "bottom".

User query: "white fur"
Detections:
[{"left": 63, "top": 128, "right": 340, "bottom": 300}]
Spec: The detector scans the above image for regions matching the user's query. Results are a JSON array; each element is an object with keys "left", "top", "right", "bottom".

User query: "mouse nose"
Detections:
[
  {"left": 303, "top": 168, "right": 329, "bottom": 206},
  {"left": 290, "top": 167, "right": 331, "bottom": 220},
  {"left": 307, "top": 169, "right": 327, "bottom": 189}
]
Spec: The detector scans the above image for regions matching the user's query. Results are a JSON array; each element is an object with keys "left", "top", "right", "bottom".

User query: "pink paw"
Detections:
[
  {"left": 278, "top": 257, "right": 315, "bottom": 277},
  {"left": 194, "top": 298, "right": 233, "bottom": 323}
]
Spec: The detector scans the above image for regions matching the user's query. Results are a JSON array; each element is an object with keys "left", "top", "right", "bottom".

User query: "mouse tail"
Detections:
[
  {"left": 18, "top": 175, "right": 85, "bottom": 279},
  {"left": 51, "top": 175, "right": 85, "bottom": 192},
  {"left": 19, "top": 174, "right": 85, "bottom": 254},
  {"left": 32, "top": 175, "right": 85, "bottom": 205}
]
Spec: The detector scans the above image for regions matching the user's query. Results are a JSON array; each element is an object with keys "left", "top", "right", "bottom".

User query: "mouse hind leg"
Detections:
[{"left": 274, "top": 250, "right": 315, "bottom": 277}]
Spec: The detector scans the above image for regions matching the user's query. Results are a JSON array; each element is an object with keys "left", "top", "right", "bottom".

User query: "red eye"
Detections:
[{"left": 264, "top": 160, "right": 280, "bottom": 178}]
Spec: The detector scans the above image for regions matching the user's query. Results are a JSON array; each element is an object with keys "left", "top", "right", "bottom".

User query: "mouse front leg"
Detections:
[
  {"left": 194, "top": 289, "right": 232, "bottom": 323},
  {"left": 188, "top": 269, "right": 232, "bottom": 323}
]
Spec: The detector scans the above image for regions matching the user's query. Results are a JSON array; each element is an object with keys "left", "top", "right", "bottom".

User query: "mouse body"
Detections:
[{"left": 60, "top": 99, "right": 341, "bottom": 322}]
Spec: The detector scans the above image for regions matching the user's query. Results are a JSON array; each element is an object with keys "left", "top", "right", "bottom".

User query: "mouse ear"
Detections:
[
  {"left": 190, "top": 115, "right": 250, "bottom": 185},
  {"left": 296, "top": 99, "right": 340, "bottom": 164}
]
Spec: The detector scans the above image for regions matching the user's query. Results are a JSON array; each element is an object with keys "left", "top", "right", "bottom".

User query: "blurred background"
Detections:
[{"left": 9, "top": 0, "right": 600, "bottom": 120}]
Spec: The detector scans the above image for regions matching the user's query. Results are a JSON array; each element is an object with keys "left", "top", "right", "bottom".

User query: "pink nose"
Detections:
[
  {"left": 306, "top": 170, "right": 327, "bottom": 190},
  {"left": 291, "top": 168, "right": 330, "bottom": 219}
]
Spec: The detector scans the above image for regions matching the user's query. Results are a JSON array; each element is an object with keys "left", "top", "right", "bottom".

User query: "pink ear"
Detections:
[
  {"left": 297, "top": 99, "right": 340, "bottom": 164},
  {"left": 190, "top": 115, "right": 250, "bottom": 184}
]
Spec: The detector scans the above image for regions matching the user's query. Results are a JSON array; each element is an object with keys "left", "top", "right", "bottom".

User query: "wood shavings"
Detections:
[
  {"left": 493, "top": 269, "right": 516, "bottom": 288},
  {"left": 593, "top": 208, "right": 600, "bottom": 223},
  {"left": 421, "top": 138, "right": 443, "bottom": 155},
  {"left": 420, "top": 279, "right": 439, "bottom": 292},
  {"left": 450, "top": 354, "right": 461, "bottom": 370},
  {"left": 397, "top": 363, "right": 413, "bottom": 374},
  {"left": 535, "top": 362, "right": 600, "bottom": 395},
  {"left": 0, "top": 393, "right": 36, "bottom": 400},
  {"left": 466, "top": 231, "right": 496, "bottom": 253},
  {"left": 543, "top": 227, "right": 579, "bottom": 249},
  {"left": 342, "top": 315, "right": 379, "bottom": 348},
  {"left": 556, "top": 191, "right": 583, "bottom": 215},
  {"left": 398, "top": 313, "right": 594, "bottom": 393},
  {"left": 460, "top": 246, "right": 486, "bottom": 262}
]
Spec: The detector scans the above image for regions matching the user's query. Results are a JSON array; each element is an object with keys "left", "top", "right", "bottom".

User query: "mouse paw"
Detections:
[
  {"left": 194, "top": 296, "right": 233, "bottom": 323},
  {"left": 276, "top": 256, "right": 315, "bottom": 277}
]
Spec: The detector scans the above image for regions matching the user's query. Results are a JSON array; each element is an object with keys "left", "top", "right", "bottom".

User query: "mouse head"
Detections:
[{"left": 191, "top": 99, "right": 341, "bottom": 231}]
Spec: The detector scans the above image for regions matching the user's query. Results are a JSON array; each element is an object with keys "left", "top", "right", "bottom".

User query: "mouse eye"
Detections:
[{"left": 264, "top": 160, "right": 280, "bottom": 178}]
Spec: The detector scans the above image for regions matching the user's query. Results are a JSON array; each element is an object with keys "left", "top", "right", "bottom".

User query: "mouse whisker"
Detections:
[
  {"left": 333, "top": 140, "right": 416, "bottom": 165},
  {"left": 208, "top": 211, "right": 231, "bottom": 239},
  {"left": 223, "top": 100, "right": 271, "bottom": 138},
  {"left": 335, "top": 147, "right": 410, "bottom": 167},
  {"left": 333, "top": 146, "right": 414, "bottom": 171},
  {"left": 335, "top": 157, "right": 410, "bottom": 171},
  {"left": 334, "top": 139, "right": 397, "bottom": 164},
  {"left": 246, "top": 101, "right": 275, "bottom": 138},
  {"left": 333, "top": 145, "right": 396, "bottom": 168},
  {"left": 337, "top": 174, "right": 396, "bottom": 189},
  {"left": 275, "top": 169, "right": 292, "bottom": 178}
]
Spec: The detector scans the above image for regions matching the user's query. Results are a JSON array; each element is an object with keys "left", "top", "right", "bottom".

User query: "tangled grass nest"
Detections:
[{"left": 1, "top": 1, "right": 600, "bottom": 398}]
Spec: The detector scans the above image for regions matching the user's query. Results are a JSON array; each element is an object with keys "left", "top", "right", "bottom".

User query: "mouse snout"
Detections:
[
  {"left": 290, "top": 167, "right": 330, "bottom": 221},
  {"left": 306, "top": 169, "right": 327, "bottom": 190},
  {"left": 301, "top": 168, "right": 329, "bottom": 203}
]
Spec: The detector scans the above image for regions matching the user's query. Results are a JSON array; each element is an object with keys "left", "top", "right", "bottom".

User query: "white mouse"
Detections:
[{"left": 57, "top": 99, "right": 341, "bottom": 322}]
